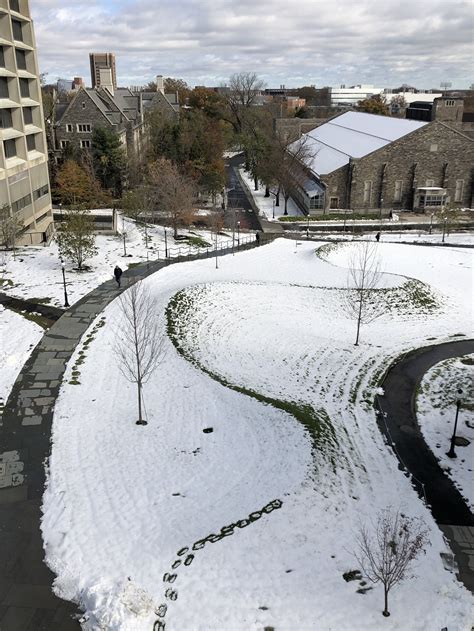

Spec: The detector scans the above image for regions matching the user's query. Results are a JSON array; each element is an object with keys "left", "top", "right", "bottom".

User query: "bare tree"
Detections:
[
  {"left": 354, "top": 508, "right": 430, "bottom": 617},
  {"left": 224, "top": 72, "right": 266, "bottom": 136},
  {"left": 148, "top": 159, "right": 196, "bottom": 238},
  {"left": 113, "top": 281, "right": 165, "bottom": 425},
  {"left": 344, "top": 240, "right": 384, "bottom": 346}
]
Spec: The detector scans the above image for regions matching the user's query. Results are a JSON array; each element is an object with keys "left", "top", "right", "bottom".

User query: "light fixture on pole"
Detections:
[
  {"left": 58, "top": 202, "right": 62, "bottom": 221},
  {"left": 122, "top": 230, "right": 127, "bottom": 257},
  {"left": 164, "top": 229, "right": 168, "bottom": 258},
  {"left": 61, "top": 260, "right": 70, "bottom": 308},
  {"left": 447, "top": 388, "right": 464, "bottom": 458},
  {"left": 237, "top": 221, "right": 240, "bottom": 246},
  {"left": 429, "top": 212, "right": 434, "bottom": 235},
  {"left": 272, "top": 199, "right": 275, "bottom": 219}
]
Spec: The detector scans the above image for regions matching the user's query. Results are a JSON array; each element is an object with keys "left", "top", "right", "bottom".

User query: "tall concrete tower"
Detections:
[{"left": 89, "top": 52, "right": 117, "bottom": 89}]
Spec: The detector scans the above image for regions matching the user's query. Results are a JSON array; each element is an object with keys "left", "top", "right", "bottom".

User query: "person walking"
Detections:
[
  {"left": 255, "top": 231, "right": 260, "bottom": 245},
  {"left": 114, "top": 265, "right": 123, "bottom": 287},
  {"left": 375, "top": 232, "right": 381, "bottom": 242}
]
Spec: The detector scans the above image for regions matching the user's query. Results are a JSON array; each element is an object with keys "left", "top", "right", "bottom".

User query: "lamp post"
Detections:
[
  {"left": 164, "top": 229, "right": 168, "bottom": 258},
  {"left": 122, "top": 231, "right": 127, "bottom": 257},
  {"left": 442, "top": 216, "right": 447, "bottom": 243},
  {"left": 447, "top": 388, "right": 463, "bottom": 458},
  {"left": 272, "top": 199, "right": 275, "bottom": 219},
  {"left": 58, "top": 202, "right": 62, "bottom": 221},
  {"left": 306, "top": 211, "right": 310, "bottom": 239},
  {"left": 429, "top": 212, "right": 434, "bottom": 235},
  {"left": 61, "top": 260, "right": 69, "bottom": 308},
  {"left": 237, "top": 221, "right": 240, "bottom": 247},
  {"left": 232, "top": 210, "right": 235, "bottom": 256}
]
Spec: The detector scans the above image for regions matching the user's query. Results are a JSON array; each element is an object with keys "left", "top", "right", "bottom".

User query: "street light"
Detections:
[
  {"left": 272, "top": 199, "right": 275, "bottom": 219},
  {"left": 429, "top": 212, "right": 434, "bottom": 235},
  {"left": 164, "top": 229, "right": 168, "bottom": 258},
  {"left": 61, "top": 260, "right": 69, "bottom": 308},
  {"left": 447, "top": 388, "right": 464, "bottom": 458},
  {"left": 58, "top": 202, "right": 62, "bottom": 221},
  {"left": 237, "top": 221, "right": 240, "bottom": 246},
  {"left": 122, "top": 230, "right": 127, "bottom": 257}
]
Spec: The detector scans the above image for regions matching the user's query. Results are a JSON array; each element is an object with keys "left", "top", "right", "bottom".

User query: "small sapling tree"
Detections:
[
  {"left": 0, "top": 204, "right": 23, "bottom": 254},
  {"left": 55, "top": 207, "right": 98, "bottom": 270},
  {"left": 354, "top": 508, "right": 430, "bottom": 617},
  {"left": 344, "top": 240, "right": 384, "bottom": 345},
  {"left": 113, "top": 280, "right": 165, "bottom": 425}
]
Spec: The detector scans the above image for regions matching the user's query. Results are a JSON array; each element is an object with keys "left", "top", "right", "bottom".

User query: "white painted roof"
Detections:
[{"left": 300, "top": 111, "right": 428, "bottom": 175}]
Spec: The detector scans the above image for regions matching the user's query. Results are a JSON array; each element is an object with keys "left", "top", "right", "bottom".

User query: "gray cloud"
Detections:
[{"left": 31, "top": 0, "right": 473, "bottom": 88}]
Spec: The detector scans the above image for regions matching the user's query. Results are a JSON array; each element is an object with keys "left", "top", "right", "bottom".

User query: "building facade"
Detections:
[
  {"left": 292, "top": 112, "right": 474, "bottom": 214},
  {"left": 0, "top": 0, "right": 53, "bottom": 245},
  {"left": 89, "top": 52, "right": 117, "bottom": 89}
]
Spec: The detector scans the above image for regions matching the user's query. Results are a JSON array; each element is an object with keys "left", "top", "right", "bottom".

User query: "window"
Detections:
[
  {"left": 394, "top": 180, "right": 403, "bottom": 202},
  {"left": 4, "top": 138, "right": 17, "bottom": 158},
  {"left": 0, "top": 108, "right": 13, "bottom": 129},
  {"left": 33, "top": 184, "right": 49, "bottom": 200},
  {"left": 66, "top": 123, "right": 73, "bottom": 132},
  {"left": 0, "top": 47, "right": 5, "bottom": 68},
  {"left": 445, "top": 99, "right": 455, "bottom": 107},
  {"left": 35, "top": 211, "right": 51, "bottom": 225},
  {"left": 60, "top": 140, "right": 70, "bottom": 148},
  {"left": 454, "top": 180, "right": 464, "bottom": 203},
  {"left": 8, "top": 169, "right": 28, "bottom": 185},
  {"left": 12, "top": 19, "right": 23, "bottom": 42},
  {"left": 26, "top": 133, "right": 35, "bottom": 151},
  {"left": 0, "top": 77, "right": 9, "bottom": 99},
  {"left": 80, "top": 139, "right": 91, "bottom": 148},
  {"left": 19, "top": 78, "right": 29, "bottom": 98},
  {"left": 11, "top": 193, "right": 32, "bottom": 213},
  {"left": 76, "top": 123, "right": 91, "bottom": 132},
  {"left": 363, "top": 180, "right": 372, "bottom": 204},
  {"left": 23, "top": 106, "right": 33, "bottom": 125},
  {"left": 419, "top": 194, "right": 444, "bottom": 208},
  {"left": 426, "top": 179, "right": 434, "bottom": 187},
  {"left": 309, "top": 195, "right": 324, "bottom": 209},
  {"left": 81, "top": 102, "right": 86, "bottom": 109},
  {"left": 10, "top": 0, "right": 21, "bottom": 12},
  {"left": 15, "top": 48, "right": 27, "bottom": 71},
  {"left": 329, "top": 197, "right": 339, "bottom": 209}
]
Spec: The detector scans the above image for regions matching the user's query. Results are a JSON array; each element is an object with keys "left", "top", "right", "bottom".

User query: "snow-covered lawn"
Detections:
[
  {"left": 43, "top": 239, "right": 473, "bottom": 630},
  {"left": 0, "top": 216, "right": 242, "bottom": 307},
  {"left": 0, "top": 305, "right": 43, "bottom": 419},
  {"left": 417, "top": 355, "right": 474, "bottom": 510}
]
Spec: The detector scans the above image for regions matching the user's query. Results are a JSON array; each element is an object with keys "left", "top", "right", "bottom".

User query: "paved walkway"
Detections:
[
  {"left": 0, "top": 238, "right": 266, "bottom": 630},
  {"left": 376, "top": 340, "right": 474, "bottom": 593}
]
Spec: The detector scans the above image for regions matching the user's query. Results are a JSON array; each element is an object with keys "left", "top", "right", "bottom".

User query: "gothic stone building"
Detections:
[{"left": 293, "top": 111, "right": 474, "bottom": 215}]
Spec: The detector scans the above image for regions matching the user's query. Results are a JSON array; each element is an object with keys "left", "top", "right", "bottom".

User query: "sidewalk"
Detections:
[{"left": 376, "top": 340, "right": 474, "bottom": 593}]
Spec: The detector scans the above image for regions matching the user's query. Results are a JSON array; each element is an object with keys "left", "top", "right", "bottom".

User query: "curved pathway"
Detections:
[
  {"left": 0, "top": 237, "right": 267, "bottom": 630},
  {"left": 376, "top": 339, "right": 474, "bottom": 592}
]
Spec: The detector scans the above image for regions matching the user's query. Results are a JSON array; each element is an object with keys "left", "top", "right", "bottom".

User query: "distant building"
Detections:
[
  {"left": 89, "top": 52, "right": 117, "bottom": 89},
  {"left": 140, "top": 75, "right": 180, "bottom": 120},
  {"left": 329, "top": 85, "right": 384, "bottom": 106},
  {"left": 291, "top": 111, "right": 473, "bottom": 214},
  {"left": 0, "top": 0, "right": 54, "bottom": 245}
]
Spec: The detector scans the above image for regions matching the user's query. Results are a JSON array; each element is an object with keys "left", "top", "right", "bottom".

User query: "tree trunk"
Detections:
[
  {"left": 382, "top": 586, "right": 390, "bottom": 617},
  {"left": 354, "top": 294, "right": 363, "bottom": 346},
  {"left": 275, "top": 188, "right": 280, "bottom": 207},
  {"left": 284, "top": 195, "right": 289, "bottom": 215},
  {"left": 264, "top": 186, "right": 270, "bottom": 198},
  {"left": 254, "top": 175, "right": 258, "bottom": 191},
  {"left": 136, "top": 381, "right": 147, "bottom": 425}
]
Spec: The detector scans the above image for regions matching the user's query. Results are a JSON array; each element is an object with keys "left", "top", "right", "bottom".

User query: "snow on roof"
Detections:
[{"left": 301, "top": 111, "right": 428, "bottom": 176}]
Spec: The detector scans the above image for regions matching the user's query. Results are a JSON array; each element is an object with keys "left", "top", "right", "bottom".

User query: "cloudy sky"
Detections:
[{"left": 31, "top": 0, "right": 473, "bottom": 90}]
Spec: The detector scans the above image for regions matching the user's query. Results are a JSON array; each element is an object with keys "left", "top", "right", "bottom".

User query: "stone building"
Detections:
[
  {"left": 0, "top": 0, "right": 53, "bottom": 245},
  {"left": 292, "top": 111, "right": 474, "bottom": 215}
]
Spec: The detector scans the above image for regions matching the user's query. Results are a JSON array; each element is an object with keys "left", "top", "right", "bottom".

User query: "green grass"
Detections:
[
  {"left": 279, "top": 213, "right": 381, "bottom": 222},
  {"left": 185, "top": 236, "right": 212, "bottom": 248},
  {"left": 5, "top": 305, "right": 50, "bottom": 329}
]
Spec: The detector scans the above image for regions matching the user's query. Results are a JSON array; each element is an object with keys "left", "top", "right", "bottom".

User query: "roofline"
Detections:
[{"left": 437, "top": 120, "right": 474, "bottom": 142}]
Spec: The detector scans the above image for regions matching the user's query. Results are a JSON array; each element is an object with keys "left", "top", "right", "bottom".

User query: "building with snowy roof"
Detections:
[{"left": 291, "top": 111, "right": 474, "bottom": 214}]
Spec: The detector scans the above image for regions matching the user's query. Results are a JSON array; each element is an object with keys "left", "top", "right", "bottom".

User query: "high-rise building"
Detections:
[
  {"left": 0, "top": 0, "right": 54, "bottom": 245},
  {"left": 89, "top": 52, "right": 117, "bottom": 89}
]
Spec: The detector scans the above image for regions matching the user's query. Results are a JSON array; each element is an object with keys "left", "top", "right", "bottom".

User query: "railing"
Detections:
[{"left": 146, "top": 233, "right": 269, "bottom": 263}]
